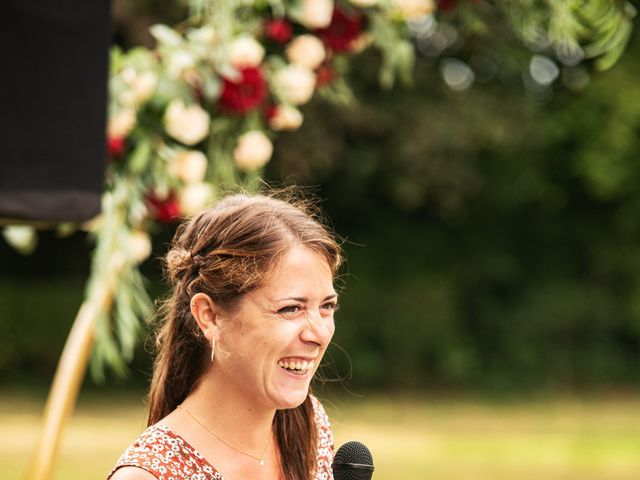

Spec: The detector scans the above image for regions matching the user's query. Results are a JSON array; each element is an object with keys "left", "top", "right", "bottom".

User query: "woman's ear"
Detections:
[{"left": 190, "top": 292, "right": 220, "bottom": 341}]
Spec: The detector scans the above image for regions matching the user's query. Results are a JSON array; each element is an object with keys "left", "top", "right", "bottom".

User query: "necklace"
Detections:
[{"left": 177, "top": 405, "right": 271, "bottom": 466}]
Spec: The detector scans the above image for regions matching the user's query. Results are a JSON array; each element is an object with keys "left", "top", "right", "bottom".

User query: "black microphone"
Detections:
[{"left": 332, "top": 441, "right": 375, "bottom": 480}]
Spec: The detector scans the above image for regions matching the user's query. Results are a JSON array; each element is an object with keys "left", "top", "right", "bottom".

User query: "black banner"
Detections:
[{"left": 0, "top": 0, "right": 110, "bottom": 222}]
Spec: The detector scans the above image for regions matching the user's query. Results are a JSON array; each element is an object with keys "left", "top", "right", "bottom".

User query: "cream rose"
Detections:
[
  {"left": 108, "top": 108, "right": 136, "bottom": 138},
  {"left": 179, "top": 183, "right": 214, "bottom": 216},
  {"left": 127, "top": 230, "right": 152, "bottom": 263},
  {"left": 170, "top": 150, "right": 208, "bottom": 183},
  {"left": 129, "top": 71, "right": 158, "bottom": 105},
  {"left": 392, "top": 0, "right": 436, "bottom": 19},
  {"left": 233, "top": 131, "right": 273, "bottom": 172},
  {"left": 299, "top": 0, "right": 334, "bottom": 29},
  {"left": 164, "top": 100, "right": 210, "bottom": 145},
  {"left": 269, "top": 105, "right": 304, "bottom": 131},
  {"left": 166, "top": 50, "right": 198, "bottom": 78},
  {"left": 274, "top": 65, "right": 316, "bottom": 105},
  {"left": 188, "top": 25, "right": 217, "bottom": 47},
  {"left": 286, "top": 35, "right": 326, "bottom": 70},
  {"left": 228, "top": 35, "right": 265, "bottom": 68}
]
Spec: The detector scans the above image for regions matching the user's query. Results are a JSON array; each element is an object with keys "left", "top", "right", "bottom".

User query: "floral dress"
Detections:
[{"left": 108, "top": 396, "right": 334, "bottom": 480}]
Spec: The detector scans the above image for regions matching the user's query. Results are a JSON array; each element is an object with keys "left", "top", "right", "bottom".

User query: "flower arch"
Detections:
[{"left": 96, "top": 0, "right": 635, "bottom": 374}]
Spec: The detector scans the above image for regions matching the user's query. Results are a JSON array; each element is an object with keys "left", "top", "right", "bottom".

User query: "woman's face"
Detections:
[{"left": 215, "top": 244, "right": 337, "bottom": 411}]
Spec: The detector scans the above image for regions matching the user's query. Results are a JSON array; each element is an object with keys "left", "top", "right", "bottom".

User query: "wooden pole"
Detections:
[
  {"left": 25, "top": 270, "right": 116, "bottom": 480},
  {"left": 25, "top": 301, "right": 97, "bottom": 480}
]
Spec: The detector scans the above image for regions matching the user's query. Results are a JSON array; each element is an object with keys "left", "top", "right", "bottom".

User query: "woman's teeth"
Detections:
[{"left": 278, "top": 359, "right": 315, "bottom": 374}]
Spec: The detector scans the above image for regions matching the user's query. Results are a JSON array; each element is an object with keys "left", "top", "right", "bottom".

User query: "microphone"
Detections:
[{"left": 332, "top": 441, "right": 375, "bottom": 480}]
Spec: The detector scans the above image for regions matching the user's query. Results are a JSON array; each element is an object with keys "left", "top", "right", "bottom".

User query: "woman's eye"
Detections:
[
  {"left": 322, "top": 302, "right": 340, "bottom": 312},
  {"left": 278, "top": 305, "right": 302, "bottom": 315}
]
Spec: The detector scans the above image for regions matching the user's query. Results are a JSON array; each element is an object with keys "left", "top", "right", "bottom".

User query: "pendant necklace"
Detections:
[{"left": 177, "top": 405, "right": 271, "bottom": 466}]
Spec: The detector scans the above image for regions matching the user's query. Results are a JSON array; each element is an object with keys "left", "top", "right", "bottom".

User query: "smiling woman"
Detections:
[{"left": 108, "top": 192, "right": 343, "bottom": 480}]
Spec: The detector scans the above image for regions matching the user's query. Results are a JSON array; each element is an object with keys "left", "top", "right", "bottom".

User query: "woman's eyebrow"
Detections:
[{"left": 276, "top": 293, "right": 338, "bottom": 303}]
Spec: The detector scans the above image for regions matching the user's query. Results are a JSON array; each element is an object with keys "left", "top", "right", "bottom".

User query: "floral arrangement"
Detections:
[
  {"left": 2, "top": 0, "right": 635, "bottom": 376},
  {"left": 97, "top": 0, "right": 439, "bottom": 375}
]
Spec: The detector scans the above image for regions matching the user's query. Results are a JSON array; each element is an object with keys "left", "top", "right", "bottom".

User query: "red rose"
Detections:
[
  {"left": 439, "top": 0, "right": 457, "bottom": 11},
  {"left": 316, "top": 65, "right": 335, "bottom": 87},
  {"left": 264, "top": 19, "right": 293, "bottom": 44},
  {"left": 219, "top": 67, "right": 267, "bottom": 114},
  {"left": 439, "top": 0, "right": 480, "bottom": 12},
  {"left": 147, "top": 191, "right": 181, "bottom": 224},
  {"left": 315, "top": 8, "right": 364, "bottom": 53},
  {"left": 107, "top": 136, "right": 126, "bottom": 157}
]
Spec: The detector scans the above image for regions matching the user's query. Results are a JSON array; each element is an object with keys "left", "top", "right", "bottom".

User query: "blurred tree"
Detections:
[{"left": 265, "top": 19, "right": 640, "bottom": 391}]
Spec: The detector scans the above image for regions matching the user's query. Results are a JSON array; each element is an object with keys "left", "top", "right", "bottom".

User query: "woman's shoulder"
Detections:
[
  {"left": 107, "top": 423, "right": 216, "bottom": 480},
  {"left": 107, "top": 424, "right": 171, "bottom": 480},
  {"left": 109, "top": 466, "right": 157, "bottom": 480}
]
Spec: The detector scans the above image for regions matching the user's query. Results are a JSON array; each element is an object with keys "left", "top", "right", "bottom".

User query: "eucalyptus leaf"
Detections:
[
  {"left": 153, "top": 76, "right": 194, "bottom": 105},
  {"left": 202, "top": 74, "right": 222, "bottom": 101},
  {"left": 593, "top": 22, "right": 632, "bottom": 71},
  {"left": 149, "top": 24, "right": 183, "bottom": 48},
  {"left": 128, "top": 140, "right": 152, "bottom": 174}
]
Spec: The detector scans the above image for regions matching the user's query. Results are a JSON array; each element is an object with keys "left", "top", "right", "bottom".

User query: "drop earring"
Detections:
[{"left": 210, "top": 337, "right": 215, "bottom": 362}]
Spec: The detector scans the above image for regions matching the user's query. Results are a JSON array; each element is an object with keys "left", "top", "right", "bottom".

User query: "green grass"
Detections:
[{"left": 2, "top": 390, "right": 639, "bottom": 480}]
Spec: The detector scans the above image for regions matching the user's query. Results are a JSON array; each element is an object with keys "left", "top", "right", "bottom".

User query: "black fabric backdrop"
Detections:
[{"left": 0, "top": 0, "right": 110, "bottom": 222}]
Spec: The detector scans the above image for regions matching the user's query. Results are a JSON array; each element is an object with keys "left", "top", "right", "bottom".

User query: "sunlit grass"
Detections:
[{"left": 2, "top": 389, "right": 639, "bottom": 480}]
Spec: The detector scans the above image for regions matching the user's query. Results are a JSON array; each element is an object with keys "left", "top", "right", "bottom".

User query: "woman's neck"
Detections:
[{"left": 181, "top": 369, "right": 276, "bottom": 450}]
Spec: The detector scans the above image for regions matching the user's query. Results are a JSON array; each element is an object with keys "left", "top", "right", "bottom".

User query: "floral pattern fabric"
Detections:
[{"left": 108, "top": 395, "right": 334, "bottom": 480}]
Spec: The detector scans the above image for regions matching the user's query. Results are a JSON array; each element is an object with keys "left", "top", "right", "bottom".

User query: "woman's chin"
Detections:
[
  {"left": 271, "top": 386, "right": 310, "bottom": 410},
  {"left": 269, "top": 368, "right": 313, "bottom": 408}
]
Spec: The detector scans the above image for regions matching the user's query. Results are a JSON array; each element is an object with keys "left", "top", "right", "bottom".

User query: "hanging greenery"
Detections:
[{"left": 2, "top": 0, "right": 635, "bottom": 377}]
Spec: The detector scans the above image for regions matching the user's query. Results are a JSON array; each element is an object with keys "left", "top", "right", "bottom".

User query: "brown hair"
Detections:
[{"left": 147, "top": 192, "right": 342, "bottom": 480}]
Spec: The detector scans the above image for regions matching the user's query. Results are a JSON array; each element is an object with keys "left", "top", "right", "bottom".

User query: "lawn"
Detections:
[{"left": 2, "top": 389, "right": 639, "bottom": 480}]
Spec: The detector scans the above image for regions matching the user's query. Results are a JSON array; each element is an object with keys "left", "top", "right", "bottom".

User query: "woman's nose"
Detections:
[{"left": 300, "top": 309, "right": 334, "bottom": 346}]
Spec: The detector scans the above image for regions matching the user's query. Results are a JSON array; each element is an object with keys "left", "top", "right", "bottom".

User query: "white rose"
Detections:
[
  {"left": 129, "top": 71, "right": 158, "bottom": 105},
  {"left": 2, "top": 225, "right": 37, "bottom": 255},
  {"left": 108, "top": 108, "right": 136, "bottom": 138},
  {"left": 228, "top": 35, "right": 265, "bottom": 68},
  {"left": 274, "top": 65, "right": 317, "bottom": 105},
  {"left": 120, "top": 67, "right": 137, "bottom": 84},
  {"left": 166, "top": 49, "right": 197, "bottom": 77},
  {"left": 179, "top": 183, "right": 214, "bottom": 216},
  {"left": 392, "top": 0, "right": 436, "bottom": 19},
  {"left": 233, "top": 131, "right": 273, "bottom": 172},
  {"left": 286, "top": 35, "right": 326, "bottom": 70},
  {"left": 164, "top": 100, "right": 210, "bottom": 145},
  {"left": 299, "top": 0, "right": 334, "bottom": 29},
  {"left": 349, "top": 0, "right": 377, "bottom": 6},
  {"left": 269, "top": 105, "right": 303, "bottom": 131},
  {"left": 170, "top": 150, "right": 208, "bottom": 184},
  {"left": 187, "top": 25, "right": 217, "bottom": 47},
  {"left": 189, "top": 26, "right": 218, "bottom": 59},
  {"left": 127, "top": 230, "right": 152, "bottom": 263}
]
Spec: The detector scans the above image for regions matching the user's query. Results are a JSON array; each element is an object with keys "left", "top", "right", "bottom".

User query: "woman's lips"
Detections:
[{"left": 278, "top": 358, "right": 315, "bottom": 375}]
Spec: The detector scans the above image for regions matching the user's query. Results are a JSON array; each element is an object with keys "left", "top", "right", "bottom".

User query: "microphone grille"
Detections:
[{"left": 333, "top": 441, "right": 374, "bottom": 480}]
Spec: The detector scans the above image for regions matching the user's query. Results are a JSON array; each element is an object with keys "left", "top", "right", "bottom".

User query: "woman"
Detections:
[{"left": 108, "top": 192, "right": 342, "bottom": 480}]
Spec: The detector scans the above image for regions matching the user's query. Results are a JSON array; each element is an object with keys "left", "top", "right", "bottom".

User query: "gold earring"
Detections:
[{"left": 211, "top": 337, "right": 215, "bottom": 362}]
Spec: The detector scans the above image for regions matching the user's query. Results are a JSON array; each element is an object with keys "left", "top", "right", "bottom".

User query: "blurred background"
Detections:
[{"left": 1, "top": 1, "right": 639, "bottom": 479}]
